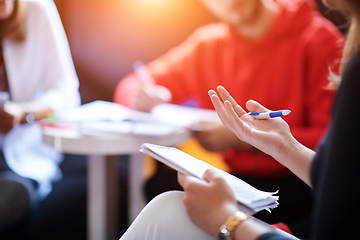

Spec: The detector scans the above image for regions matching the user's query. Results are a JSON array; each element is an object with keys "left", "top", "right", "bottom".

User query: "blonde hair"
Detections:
[
  {"left": 334, "top": 0, "right": 360, "bottom": 85},
  {"left": 0, "top": 0, "right": 26, "bottom": 42}
]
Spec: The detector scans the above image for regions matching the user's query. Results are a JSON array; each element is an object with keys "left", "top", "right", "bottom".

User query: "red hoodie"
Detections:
[{"left": 114, "top": 0, "right": 344, "bottom": 177}]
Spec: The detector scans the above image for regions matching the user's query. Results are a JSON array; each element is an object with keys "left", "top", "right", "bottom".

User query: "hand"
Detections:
[
  {"left": 192, "top": 121, "right": 254, "bottom": 152},
  {"left": 0, "top": 102, "right": 24, "bottom": 133},
  {"left": 178, "top": 169, "right": 240, "bottom": 236},
  {"left": 208, "top": 85, "right": 293, "bottom": 162},
  {"left": 133, "top": 84, "right": 172, "bottom": 112}
]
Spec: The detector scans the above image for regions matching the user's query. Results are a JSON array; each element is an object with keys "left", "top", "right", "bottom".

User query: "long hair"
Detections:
[
  {"left": 0, "top": 0, "right": 26, "bottom": 42},
  {"left": 341, "top": 1, "right": 360, "bottom": 68},
  {"left": 328, "top": 1, "right": 360, "bottom": 86}
]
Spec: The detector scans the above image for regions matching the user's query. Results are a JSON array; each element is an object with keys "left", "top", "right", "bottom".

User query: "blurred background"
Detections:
[
  {"left": 53, "top": 0, "right": 346, "bottom": 105},
  {"left": 53, "top": 0, "right": 217, "bottom": 104}
]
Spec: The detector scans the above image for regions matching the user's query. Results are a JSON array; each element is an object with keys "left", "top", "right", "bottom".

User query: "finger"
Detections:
[
  {"left": 223, "top": 100, "right": 248, "bottom": 137},
  {"left": 208, "top": 89, "right": 217, "bottom": 96},
  {"left": 209, "top": 94, "right": 235, "bottom": 132},
  {"left": 202, "top": 168, "right": 222, "bottom": 182},
  {"left": 177, "top": 172, "right": 188, "bottom": 188},
  {"left": 217, "top": 86, "right": 247, "bottom": 117},
  {"left": 216, "top": 86, "right": 238, "bottom": 108},
  {"left": 209, "top": 92, "right": 227, "bottom": 118},
  {"left": 177, "top": 172, "right": 202, "bottom": 189},
  {"left": 246, "top": 99, "right": 272, "bottom": 113}
]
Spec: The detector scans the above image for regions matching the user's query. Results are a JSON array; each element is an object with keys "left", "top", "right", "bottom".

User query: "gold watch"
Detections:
[{"left": 218, "top": 211, "right": 249, "bottom": 240}]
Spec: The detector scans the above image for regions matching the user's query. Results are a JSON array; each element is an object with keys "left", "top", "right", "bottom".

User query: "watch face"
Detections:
[{"left": 26, "top": 113, "right": 35, "bottom": 123}]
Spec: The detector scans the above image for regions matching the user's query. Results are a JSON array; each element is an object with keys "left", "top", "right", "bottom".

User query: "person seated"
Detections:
[
  {"left": 119, "top": 0, "right": 360, "bottom": 236},
  {"left": 0, "top": 0, "right": 80, "bottom": 237},
  {"left": 114, "top": 0, "right": 344, "bottom": 236}
]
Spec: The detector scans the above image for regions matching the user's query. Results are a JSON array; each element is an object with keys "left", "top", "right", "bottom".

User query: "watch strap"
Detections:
[{"left": 218, "top": 211, "right": 249, "bottom": 240}]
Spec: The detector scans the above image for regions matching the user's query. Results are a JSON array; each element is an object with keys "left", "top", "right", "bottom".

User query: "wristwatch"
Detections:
[
  {"left": 22, "top": 103, "right": 35, "bottom": 124},
  {"left": 218, "top": 211, "right": 249, "bottom": 240}
]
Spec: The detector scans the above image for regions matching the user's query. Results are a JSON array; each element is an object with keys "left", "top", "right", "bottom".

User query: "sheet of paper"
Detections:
[
  {"left": 140, "top": 143, "right": 279, "bottom": 214},
  {"left": 151, "top": 103, "right": 221, "bottom": 128}
]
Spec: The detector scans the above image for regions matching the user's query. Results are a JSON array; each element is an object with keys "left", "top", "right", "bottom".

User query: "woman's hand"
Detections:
[
  {"left": 208, "top": 85, "right": 294, "bottom": 163},
  {"left": 178, "top": 169, "right": 240, "bottom": 236},
  {"left": 209, "top": 86, "right": 314, "bottom": 185}
]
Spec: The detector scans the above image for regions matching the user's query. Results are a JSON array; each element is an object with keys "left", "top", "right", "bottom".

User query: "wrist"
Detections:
[
  {"left": 218, "top": 211, "right": 250, "bottom": 240},
  {"left": 21, "top": 103, "right": 35, "bottom": 124}
]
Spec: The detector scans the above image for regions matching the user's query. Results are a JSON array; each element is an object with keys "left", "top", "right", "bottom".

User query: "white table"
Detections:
[{"left": 42, "top": 124, "right": 190, "bottom": 240}]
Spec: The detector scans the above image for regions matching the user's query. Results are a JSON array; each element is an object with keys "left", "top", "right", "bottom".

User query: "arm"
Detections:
[
  {"left": 0, "top": 101, "right": 52, "bottom": 133},
  {"left": 0, "top": 1, "right": 80, "bottom": 133},
  {"left": 209, "top": 86, "right": 314, "bottom": 186},
  {"left": 33, "top": 0, "right": 80, "bottom": 112}
]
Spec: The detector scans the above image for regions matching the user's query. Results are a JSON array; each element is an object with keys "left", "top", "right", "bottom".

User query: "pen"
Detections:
[
  {"left": 133, "top": 61, "right": 156, "bottom": 86},
  {"left": 248, "top": 110, "right": 291, "bottom": 119},
  {"left": 133, "top": 60, "right": 172, "bottom": 102}
]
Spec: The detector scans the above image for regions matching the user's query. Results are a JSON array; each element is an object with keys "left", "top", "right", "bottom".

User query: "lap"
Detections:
[{"left": 121, "top": 191, "right": 217, "bottom": 240}]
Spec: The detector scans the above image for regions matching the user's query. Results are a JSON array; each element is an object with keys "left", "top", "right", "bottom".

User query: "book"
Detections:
[{"left": 140, "top": 143, "right": 279, "bottom": 215}]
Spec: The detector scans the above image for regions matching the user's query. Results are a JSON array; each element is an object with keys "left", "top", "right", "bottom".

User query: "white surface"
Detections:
[{"left": 42, "top": 106, "right": 191, "bottom": 240}]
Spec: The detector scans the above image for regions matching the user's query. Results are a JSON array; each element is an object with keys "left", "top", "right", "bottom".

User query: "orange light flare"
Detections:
[{"left": 125, "top": 0, "right": 183, "bottom": 20}]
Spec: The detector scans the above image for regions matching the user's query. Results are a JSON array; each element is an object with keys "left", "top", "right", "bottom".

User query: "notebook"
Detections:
[{"left": 140, "top": 143, "right": 279, "bottom": 215}]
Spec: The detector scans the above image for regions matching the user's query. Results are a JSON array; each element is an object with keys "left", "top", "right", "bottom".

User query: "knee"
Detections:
[
  {"left": 0, "top": 179, "right": 31, "bottom": 233},
  {"left": 142, "top": 191, "right": 185, "bottom": 216}
]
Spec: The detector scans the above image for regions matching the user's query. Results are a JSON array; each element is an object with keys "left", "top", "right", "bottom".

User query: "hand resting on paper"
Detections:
[{"left": 177, "top": 169, "right": 242, "bottom": 237}]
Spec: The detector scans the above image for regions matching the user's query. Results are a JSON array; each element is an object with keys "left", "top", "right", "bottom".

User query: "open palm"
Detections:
[{"left": 208, "top": 86, "right": 293, "bottom": 161}]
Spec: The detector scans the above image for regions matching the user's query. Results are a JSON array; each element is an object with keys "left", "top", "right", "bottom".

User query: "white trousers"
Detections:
[{"left": 120, "top": 191, "right": 217, "bottom": 240}]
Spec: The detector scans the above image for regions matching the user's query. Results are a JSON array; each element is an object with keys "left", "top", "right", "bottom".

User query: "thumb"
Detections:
[
  {"left": 246, "top": 100, "right": 272, "bottom": 113},
  {"left": 203, "top": 169, "right": 225, "bottom": 184}
]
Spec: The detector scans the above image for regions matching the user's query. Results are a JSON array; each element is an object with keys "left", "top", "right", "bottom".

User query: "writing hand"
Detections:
[{"left": 133, "top": 84, "right": 171, "bottom": 112}]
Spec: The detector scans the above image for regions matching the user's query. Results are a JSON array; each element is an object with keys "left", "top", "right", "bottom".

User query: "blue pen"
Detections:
[{"left": 248, "top": 110, "right": 291, "bottom": 119}]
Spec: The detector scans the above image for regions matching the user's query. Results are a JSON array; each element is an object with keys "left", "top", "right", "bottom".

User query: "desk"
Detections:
[{"left": 42, "top": 124, "right": 190, "bottom": 240}]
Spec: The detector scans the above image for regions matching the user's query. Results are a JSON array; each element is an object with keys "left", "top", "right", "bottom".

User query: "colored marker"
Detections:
[{"left": 248, "top": 110, "right": 291, "bottom": 119}]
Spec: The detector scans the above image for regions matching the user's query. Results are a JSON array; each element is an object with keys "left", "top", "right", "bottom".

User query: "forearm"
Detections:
[
  {"left": 232, "top": 215, "right": 300, "bottom": 240},
  {"left": 273, "top": 134, "right": 314, "bottom": 187},
  {"left": 230, "top": 215, "right": 297, "bottom": 240},
  {"left": 19, "top": 101, "right": 53, "bottom": 123},
  {"left": 232, "top": 217, "right": 270, "bottom": 240}
]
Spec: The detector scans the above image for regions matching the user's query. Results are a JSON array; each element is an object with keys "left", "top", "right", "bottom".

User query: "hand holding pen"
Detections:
[
  {"left": 132, "top": 61, "right": 172, "bottom": 112},
  {"left": 208, "top": 85, "right": 294, "bottom": 161},
  {"left": 248, "top": 110, "right": 291, "bottom": 119}
]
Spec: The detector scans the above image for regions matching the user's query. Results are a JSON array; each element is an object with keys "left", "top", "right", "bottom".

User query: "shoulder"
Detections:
[
  {"left": 21, "top": 0, "right": 53, "bottom": 9},
  {"left": 278, "top": 0, "right": 343, "bottom": 41},
  {"left": 21, "top": 0, "right": 56, "bottom": 17}
]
